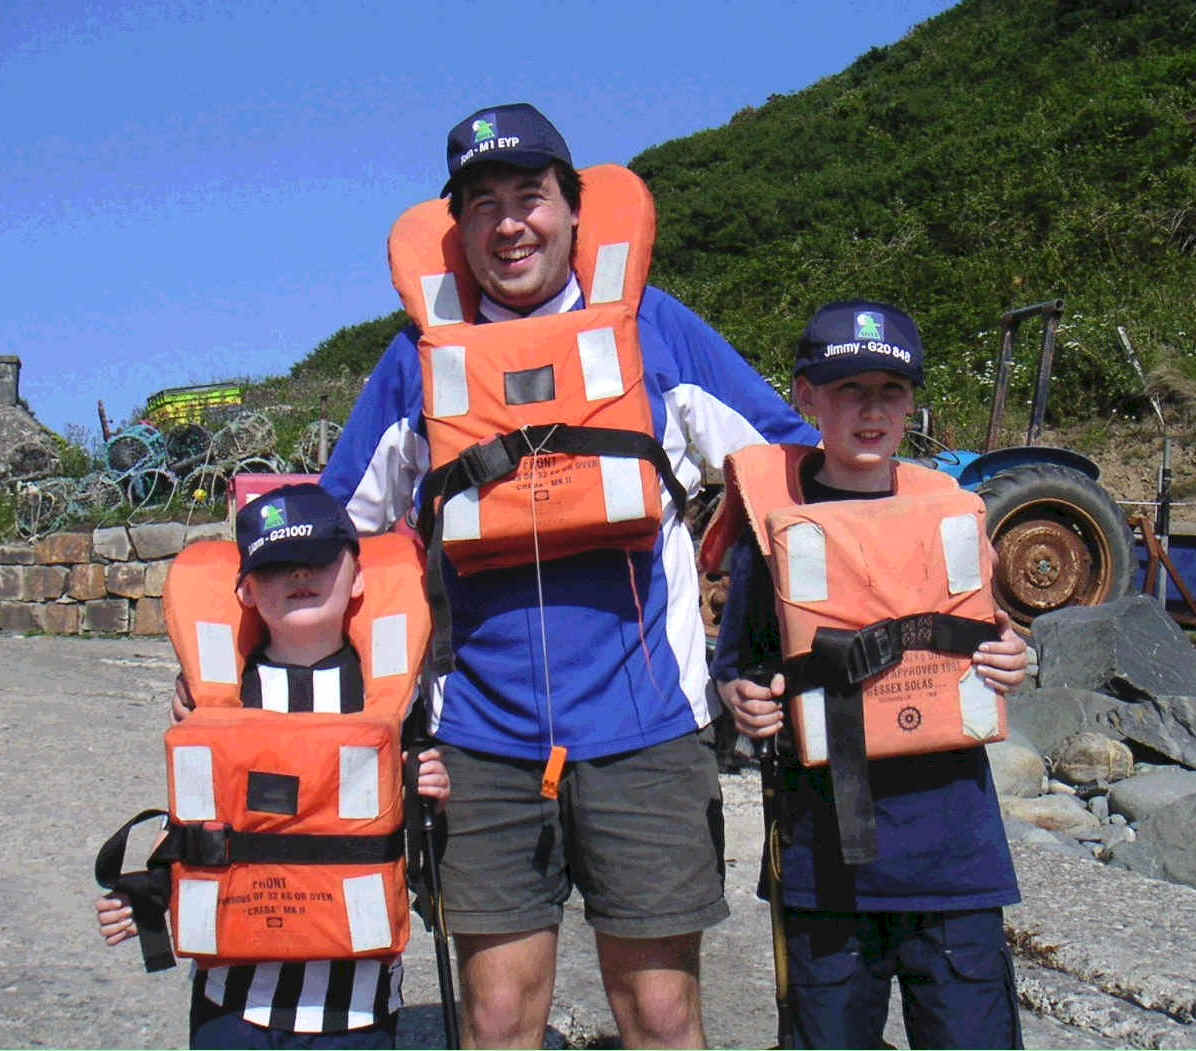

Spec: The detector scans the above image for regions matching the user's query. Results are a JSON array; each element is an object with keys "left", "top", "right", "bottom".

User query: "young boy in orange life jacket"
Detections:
[
  {"left": 708, "top": 301, "right": 1029, "bottom": 1049},
  {"left": 94, "top": 483, "right": 448, "bottom": 1050}
]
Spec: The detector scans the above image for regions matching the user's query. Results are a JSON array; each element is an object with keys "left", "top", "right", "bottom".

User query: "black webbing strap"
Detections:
[
  {"left": 153, "top": 824, "right": 406, "bottom": 867},
  {"left": 805, "top": 613, "right": 1000, "bottom": 867},
  {"left": 419, "top": 424, "right": 688, "bottom": 674},
  {"left": 94, "top": 809, "right": 176, "bottom": 973}
]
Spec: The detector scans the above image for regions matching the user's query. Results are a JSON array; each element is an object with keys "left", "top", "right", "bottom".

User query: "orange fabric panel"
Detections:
[
  {"left": 717, "top": 444, "right": 1004, "bottom": 765},
  {"left": 387, "top": 164, "right": 665, "bottom": 576},
  {"left": 389, "top": 164, "right": 655, "bottom": 327},
  {"left": 163, "top": 534, "right": 430, "bottom": 715},
  {"left": 165, "top": 708, "right": 408, "bottom": 964}
]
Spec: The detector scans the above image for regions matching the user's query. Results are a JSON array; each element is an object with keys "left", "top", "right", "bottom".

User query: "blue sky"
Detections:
[{"left": 3, "top": 0, "right": 958, "bottom": 443}]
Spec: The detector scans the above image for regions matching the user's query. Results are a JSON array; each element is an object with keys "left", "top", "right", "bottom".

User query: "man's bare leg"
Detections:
[
  {"left": 596, "top": 930, "right": 706, "bottom": 1049},
  {"left": 454, "top": 927, "right": 558, "bottom": 1049}
]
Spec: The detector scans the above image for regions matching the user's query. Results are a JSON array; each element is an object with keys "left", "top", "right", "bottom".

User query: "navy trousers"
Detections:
[{"left": 782, "top": 907, "right": 1023, "bottom": 1049}]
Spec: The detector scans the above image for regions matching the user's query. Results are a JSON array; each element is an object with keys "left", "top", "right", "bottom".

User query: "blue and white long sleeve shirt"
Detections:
[{"left": 322, "top": 278, "right": 818, "bottom": 760}]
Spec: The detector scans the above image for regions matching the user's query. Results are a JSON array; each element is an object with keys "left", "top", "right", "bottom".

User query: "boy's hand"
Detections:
[
  {"left": 973, "top": 609, "right": 1028, "bottom": 694},
  {"left": 170, "top": 673, "right": 195, "bottom": 725},
  {"left": 716, "top": 673, "right": 785, "bottom": 739},
  {"left": 408, "top": 747, "right": 450, "bottom": 813},
  {"left": 96, "top": 894, "right": 137, "bottom": 946}
]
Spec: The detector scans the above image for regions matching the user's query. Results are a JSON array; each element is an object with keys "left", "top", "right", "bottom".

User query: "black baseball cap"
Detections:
[
  {"left": 441, "top": 102, "right": 573, "bottom": 196},
  {"left": 793, "top": 299, "right": 925, "bottom": 387},
  {"left": 236, "top": 483, "right": 359, "bottom": 581}
]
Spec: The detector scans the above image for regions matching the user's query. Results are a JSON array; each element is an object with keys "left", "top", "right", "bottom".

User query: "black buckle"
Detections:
[
  {"left": 844, "top": 619, "right": 903, "bottom": 684},
  {"left": 459, "top": 437, "right": 518, "bottom": 487},
  {"left": 182, "top": 822, "right": 232, "bottom": 867}
]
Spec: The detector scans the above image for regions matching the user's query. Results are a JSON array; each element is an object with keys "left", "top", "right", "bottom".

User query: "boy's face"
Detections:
[
  {"left": 237, "top": 547, "right": 362, "bottom": 638},
  {"left": 794, "top": 370, "right": 915, "bottom": 483}
]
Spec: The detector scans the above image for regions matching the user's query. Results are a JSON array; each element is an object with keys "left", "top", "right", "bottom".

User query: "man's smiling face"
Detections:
[{"left": 457, "top": 164, "right": 579, "bottom": 312}]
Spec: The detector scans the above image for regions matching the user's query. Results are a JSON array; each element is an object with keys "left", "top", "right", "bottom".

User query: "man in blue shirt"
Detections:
[{"left": 321, "top": 102, "right": 819, "bottom": 1048}]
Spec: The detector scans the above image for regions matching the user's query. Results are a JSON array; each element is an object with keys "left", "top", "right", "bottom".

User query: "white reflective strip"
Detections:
[
  {"left": 590, "top": 242, "right": 630, "bottom": 303},
  {"left": 242, "top": 963, "right": 282, "bottom": 1028},
  {"left": 443, "top": 487, "right": 481, "bottom": 541},
  {"left": 173, "top": 745, "right": 216, "bottom": 821},
  {"left": 372, "top": 613, "right": 409, "bottom": 678},
  {"left": 799, "top": 688, "right": 828, "bottom": 764},
  {"left": 195, "top": 621, "right": 238, "bottom": 685},
  {"left": 431, "top": 345, "right": 469, "bottom": 418},
  {"left": 258, "top": 664, "right": 289, "bottom": 712},
  {"left": 312, "top": 666, "right": 341, "bottom": 713},
  {"left": 293, "top": 961, "right": 331, "bottom": 1032},
  {"left": 785, "top": 522, "right": 829, "bottom": 602},
  {"left": 421, "top": 273, "right": 464, "bottom": 326},
  {"left": 347, "top": 959, "right": 383, "bottom": 1028},
  {"left": 340, "top": 746, "right": 380, "bottom": 819},
  {"left": 941, "top": 513, "right": 983, "bottom": 594},
  {"left": 344, "top": 873, "right": 392, "bottom": 952},
  {"left": 599, "top": 456, "right": 646, "bottom": 523},
  {"left": 577, "top": 327, "right": 625, "bottom": 401},
  {"left": 176, "top": 879, "right": 219, "bottom": 955},
  {"left": 959, "top": 667, "right": 1002, "bottom": 740}
]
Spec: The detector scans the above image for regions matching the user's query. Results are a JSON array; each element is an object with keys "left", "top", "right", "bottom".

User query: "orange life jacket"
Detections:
[
  {"left": 387, "top": 164, "right": 685, "bottom": 671},
  {"left": 701, "top": 444, "right": 1006, "bottom": 766},
  {"left": 95, "top": 533, "right": 431, "bottom": 971}
]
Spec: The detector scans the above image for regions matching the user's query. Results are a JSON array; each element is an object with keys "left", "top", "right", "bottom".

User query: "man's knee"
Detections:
[{"left": 455, "top": 929, "right": 557, "bottom": 1046}]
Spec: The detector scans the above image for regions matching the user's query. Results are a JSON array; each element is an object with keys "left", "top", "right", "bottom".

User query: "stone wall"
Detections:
[{"left": 0, "top": 520, "right": 230, "bottom": 636}]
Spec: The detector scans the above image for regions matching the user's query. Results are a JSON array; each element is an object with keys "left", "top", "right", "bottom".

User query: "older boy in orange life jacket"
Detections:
[
  {"left": 95, "top": 483, "right": 448, "bottom": 1049},
  {"left": 707, "top": 301, "right": 1028, "bottom": 1049}
]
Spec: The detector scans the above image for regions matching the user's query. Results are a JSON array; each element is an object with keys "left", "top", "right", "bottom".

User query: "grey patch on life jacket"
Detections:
[
  {"left": 372, "top": 613, "right": 409, "bottom": 678},
  {"left": 599, "top": 455, "right": 646, "bottom": 522},
  {"left": 941, "top": 513, "right": 983, "bottom": 594},
  {"left": 578, "top": 327, "right": 625, "bottom": 401},
  {"left": 590, "top": 242, "right": 630, "bottom": 304},
  {"left": 432, "top": 345, "right": 469, "bottom": 418},
  {"left": 247, "top": 770, "right": 300, "bottom": 815},
  {"left": 422, "top": 272, "right": 464, "bottom": 326},
  {"left": 784, "top": 521, "right": 829, "bottom": 603},
  {"left": 505, "top": 365, "right": 556, "bottom": 405}
]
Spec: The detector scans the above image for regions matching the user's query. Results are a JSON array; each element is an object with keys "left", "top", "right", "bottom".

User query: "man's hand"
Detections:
[
  {"left": 405, "top": 747, "right": 450, "bottom": 813},
  {"left": 170, "top": 673, "right": 195, "bottom": 725},
  {"left": 716, "top": 673, "right": 785, "bottom": 739},
  {"left": 972, "top": 609, "right": 1029, "bottom": 694},
  {"left": 95, "top": 894, "right": 137, "bottom": 946}
]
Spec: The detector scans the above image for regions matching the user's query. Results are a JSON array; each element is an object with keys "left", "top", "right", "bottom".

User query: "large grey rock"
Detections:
[
  {"left": 1108, "top": 768, "right": 1196, "bottom": 823},
  {"left": 1099, "top": 694, "right": 1196, "bottom": 770},
  {"left": 1048, "top": 732, "right": 1134, "bottom": 785},
  {"left": 1002, "top": 816, "right": 1094, "bottom": 859},
  {"left": 1033, "top": 595, "right": 1196, "bottom": 700},
  {"left": 1001, "top": 794, "right": 1102, "bottom": 838},
  {"left": 128, "top": 522, "right": 186, "bottom": 561},
  {"left": 987, "top": 729, "right": 1045, "bottom": 798},
  {"left": 1007, "top": 687, "right": 1123, "bottom": 754},
  {"left": 1133, "top": 793, "right": 1196, "bottom": 890}
]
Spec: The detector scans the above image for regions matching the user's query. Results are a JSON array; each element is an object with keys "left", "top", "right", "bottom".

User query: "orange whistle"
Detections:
[{"left": 540, "top": 745, "right": 568, "bottom": 799}]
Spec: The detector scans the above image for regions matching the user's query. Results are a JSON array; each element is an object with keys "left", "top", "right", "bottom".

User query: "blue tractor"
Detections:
[{"left": 907, "top": 299, "right": 1137, "bottom": 629}]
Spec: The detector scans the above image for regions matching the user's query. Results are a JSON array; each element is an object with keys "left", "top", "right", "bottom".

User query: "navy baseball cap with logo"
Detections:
[
  {"left": 793, "top": 299, "right": 925, "bottom": 387},
  {"left": 236, "top": 483, "right": 359, "bottom": 581},
  {"left": 441, "top": 102, "right": 573, "bottom": 196}
]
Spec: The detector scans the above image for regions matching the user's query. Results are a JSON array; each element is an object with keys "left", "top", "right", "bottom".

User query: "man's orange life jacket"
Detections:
[
  {"left": 700, "top": 445, "right": 1005, "bottom": 864},
  {"left": 388, "top": 165, "right": 686, "bottom": 672},
  {"left": 95, "top": 532, "right": 431, "bottom": 971}
]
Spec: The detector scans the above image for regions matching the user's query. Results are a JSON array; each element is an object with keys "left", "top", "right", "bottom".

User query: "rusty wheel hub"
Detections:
[{"left": 994, "top": 518, "right": 1095, "bottom": 612}]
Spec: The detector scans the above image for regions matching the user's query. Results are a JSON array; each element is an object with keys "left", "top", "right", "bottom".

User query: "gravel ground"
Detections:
[{"left": 0, "top": 633, "right": 1126, "bottom": 1049}]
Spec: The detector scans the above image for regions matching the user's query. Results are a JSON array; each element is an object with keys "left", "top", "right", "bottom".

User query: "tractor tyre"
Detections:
[{"left": 976, "top": 463, "right": 1136, "bottom": 628}]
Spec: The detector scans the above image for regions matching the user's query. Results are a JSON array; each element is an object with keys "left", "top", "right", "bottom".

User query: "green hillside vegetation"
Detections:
[
  {"left": 177, "top": 0, "right": 1196, "bottom": 460},
  {"left": 631, "top": 0, "right": 1196, "bottom": 446}
]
